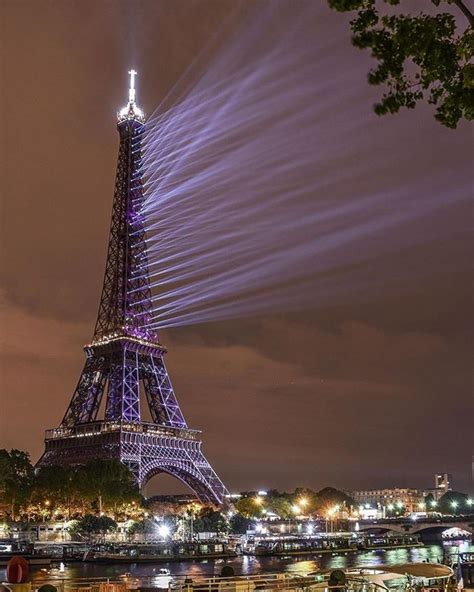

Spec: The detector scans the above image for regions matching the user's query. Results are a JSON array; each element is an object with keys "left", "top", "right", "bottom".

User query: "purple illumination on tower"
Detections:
[{"left": 37, "top": 71, "right": 228, "bottom": 504}]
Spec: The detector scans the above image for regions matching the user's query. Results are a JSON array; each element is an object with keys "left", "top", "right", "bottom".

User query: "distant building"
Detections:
[
  {"left": 423, "top": 473, "right": 452, "bottom": 501},
  {"left": 435, "top": 473, "right": 451, "bottom": 491},
  {"left": 358, "top": 506, "right": 384, "bottom": 520},
  {"left": 349, "top": 488, "right": 424, "bottom": 513}
]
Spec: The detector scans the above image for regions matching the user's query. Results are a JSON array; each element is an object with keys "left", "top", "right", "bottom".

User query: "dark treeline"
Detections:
[{"left": 0, "top": 449, "right": 470, "bottom": 528}]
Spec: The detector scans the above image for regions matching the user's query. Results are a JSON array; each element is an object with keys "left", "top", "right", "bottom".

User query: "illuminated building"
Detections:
[{"left": 350, "top": 488, "right": 424, "bottom": 513}]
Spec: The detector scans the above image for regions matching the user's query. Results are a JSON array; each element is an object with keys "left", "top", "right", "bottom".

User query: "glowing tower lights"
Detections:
[
  {"left": 37, "top": 70, "right": 228, "bottom": 505},
  {"left": 119, "top": 69, "right": 144, "bottom": 122}
]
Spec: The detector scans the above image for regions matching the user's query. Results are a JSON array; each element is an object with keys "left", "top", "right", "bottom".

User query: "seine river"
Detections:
[{"left": 20, "top": 541, "right": 473, "bottom": 581}]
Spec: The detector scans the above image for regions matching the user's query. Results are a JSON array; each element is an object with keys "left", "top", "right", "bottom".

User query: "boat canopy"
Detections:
[{"left": 364, "top": 563, "right": 453, "bottom": 579}]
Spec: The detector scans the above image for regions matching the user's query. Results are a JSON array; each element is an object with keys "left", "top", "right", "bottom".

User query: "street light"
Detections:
[
  {"left": 287, "top": 504, "right": 300, "bottom": 534},
  {"left": 158, "top": 524, "right": 170, "bottom": 539}
]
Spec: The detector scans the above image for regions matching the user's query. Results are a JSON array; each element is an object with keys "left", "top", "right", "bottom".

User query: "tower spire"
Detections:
[
  {"left": 128, "top": 69, "right": 137, "bottom": 104},
  {"left": 119, "top": 68, "right": 144, "bottom": 122}
]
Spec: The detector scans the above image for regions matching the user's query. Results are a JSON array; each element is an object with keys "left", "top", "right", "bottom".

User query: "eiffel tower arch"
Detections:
[{"left": 37, "top": 72, "right": 228, "bottom": 505}]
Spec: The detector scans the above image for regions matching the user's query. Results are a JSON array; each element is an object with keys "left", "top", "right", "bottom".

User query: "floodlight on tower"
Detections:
[{"left": 118, "top": 69, "right": 145, "bottom": 122}]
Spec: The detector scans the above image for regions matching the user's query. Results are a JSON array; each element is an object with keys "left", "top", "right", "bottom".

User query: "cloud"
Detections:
[{"left": 0, "top": 291, "right": 90, "bottom": 460}]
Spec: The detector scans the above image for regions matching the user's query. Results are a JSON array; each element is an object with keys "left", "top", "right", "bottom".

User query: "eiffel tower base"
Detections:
[{"left": 38, "top": 421, "right": 227, "bottom": 505}]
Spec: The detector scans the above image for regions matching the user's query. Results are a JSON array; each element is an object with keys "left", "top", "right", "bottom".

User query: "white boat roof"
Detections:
[{"left": 363, "top": 563, "right": 453, "bottom": 579}]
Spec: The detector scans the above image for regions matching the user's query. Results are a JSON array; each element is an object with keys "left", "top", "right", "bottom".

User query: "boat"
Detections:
[
  {"left": 244, "top": 533, "right": 420, "bottom": 557},
  {"left": 88, "top": 541, "right": 237, "bottom": 563},
  {"left": 27, "top": 565, "right": 459, "bottom": 592},
  {"left": 0, "top": 553, "right": 53, "bottom": 567},
  {"left": 309, "top": 563, "right": 456, "bottom": 591},
  {"left": 0, "top": 542, "right": 53, "bottom": 567}
]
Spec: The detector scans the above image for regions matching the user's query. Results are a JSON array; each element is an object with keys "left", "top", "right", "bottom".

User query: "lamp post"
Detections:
[
  {"left": 289, "top": 504, "right": 300, "bottom": 534},
  {"left": 42, "top": 500, "right": 50, "bottom": 523},
  {"left": 326, "top": 507, "right": 335, "bottom": 534}
]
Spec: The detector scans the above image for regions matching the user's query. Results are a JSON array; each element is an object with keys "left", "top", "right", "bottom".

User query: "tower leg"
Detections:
[
  {"left": 142, "top": 355, "right": 186, "bottom": 428},
  {"left": 61, "top": 355, "right": 107, "bottom": 426}
]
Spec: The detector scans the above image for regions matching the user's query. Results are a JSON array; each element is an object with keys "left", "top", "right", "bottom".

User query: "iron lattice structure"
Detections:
[{"left": 37, "top": 77, "right": 228, "bottom": 505}]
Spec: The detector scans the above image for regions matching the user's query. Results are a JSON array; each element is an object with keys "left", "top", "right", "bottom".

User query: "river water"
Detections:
[{"left": 21, "top": 540, "right": 473, "bottom": 581}]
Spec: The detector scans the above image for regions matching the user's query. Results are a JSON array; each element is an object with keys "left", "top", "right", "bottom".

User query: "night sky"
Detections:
[{"left": 1, "top": 1, "right": 472, "bottom": 495}]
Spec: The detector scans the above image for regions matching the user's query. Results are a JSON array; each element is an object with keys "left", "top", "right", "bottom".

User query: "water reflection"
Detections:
[{"left": 5, "top": 541, "right": 471, "bottom": 582}]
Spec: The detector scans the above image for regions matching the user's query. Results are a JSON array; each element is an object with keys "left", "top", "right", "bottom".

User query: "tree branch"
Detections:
[{"left": 451, "top": 0, "right": 474, "bottom": 27}]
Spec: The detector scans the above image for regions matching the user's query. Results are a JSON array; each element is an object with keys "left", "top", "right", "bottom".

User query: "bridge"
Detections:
[{"left": 357, "top": 515, "right": 474, "bottom": 539}]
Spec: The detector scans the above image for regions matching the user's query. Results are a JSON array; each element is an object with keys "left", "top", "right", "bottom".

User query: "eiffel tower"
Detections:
[{"left": 37, "top": 71, "right": 228, "bottom": 505}]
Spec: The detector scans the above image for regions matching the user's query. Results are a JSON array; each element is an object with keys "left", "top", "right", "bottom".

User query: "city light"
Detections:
[
  {"left": 158, "top": 524, "right": 170, "bottom": 538},
  {"left": 430, "top": 500, "right": 438, "bottom": 507},
  {"left": 451, "top": 501, "right": 458, "bottom": 509}
]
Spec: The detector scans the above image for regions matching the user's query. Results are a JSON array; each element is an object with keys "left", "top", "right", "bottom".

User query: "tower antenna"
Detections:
[{"left": 128, "top": 69, "right": 137, "bottom": 104}]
